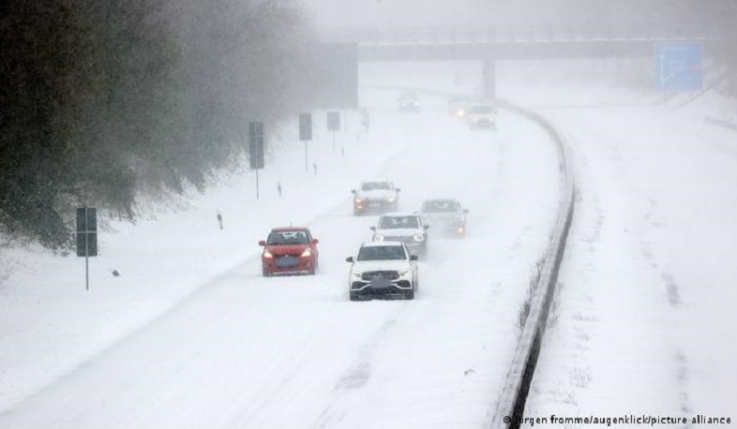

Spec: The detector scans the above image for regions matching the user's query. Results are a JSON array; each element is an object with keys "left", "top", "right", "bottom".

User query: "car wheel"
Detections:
[
  {"left": 349, "top": 292, "right": 363, "bottom": 301},
  {"left": 404, "top": 289, "right": 415, "bottom": 300},
  {"left": 262, "top": 268, "right": 271, "bottom": 277}
]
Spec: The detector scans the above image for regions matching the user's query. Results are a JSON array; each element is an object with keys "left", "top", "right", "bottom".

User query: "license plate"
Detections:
[{"left": 275, "top": 256, "right": 298, "bottom": 268}]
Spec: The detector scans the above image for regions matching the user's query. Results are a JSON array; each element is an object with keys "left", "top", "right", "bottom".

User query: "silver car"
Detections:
[
  {"left": 466, "top": 104, "right": 497, "bottom": 129},
  {"left": 351, "top": 180, "right": 400, "bottom": 215},
  {"left": 419, "top": 198, "right": 468, "bottom": 236}
]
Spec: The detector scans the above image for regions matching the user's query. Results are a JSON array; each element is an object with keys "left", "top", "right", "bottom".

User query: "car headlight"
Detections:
[
  {"left": 413, "top": 233, "right": 425, "bottom": 242},
  {"left": 373, "top": 234, "right": 385, "bottom": 242},
  {"left": 263, "top": 250, "right": 273, "bottom": 259},
  {"left": 398, "top": 268, "right": 412, "bottom": 277},
  {"left": 386, "top": 196, "right": 396, "bottom": 203},
  {"left": 350, "top": 270, "right": 362, "bottom": 280},
  {"left": 354, "top": 198, "right": 362, "bottom": 204},
  {"left": 301, "top": 248, "right": 312, "bottom": 257}
]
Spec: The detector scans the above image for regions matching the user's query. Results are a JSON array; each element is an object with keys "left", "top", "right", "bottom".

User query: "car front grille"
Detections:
[
  {"left": 383, "top": 236, "right": 412, "bottom": 243},
  {"left": 361, "top": 271, "right": 399, "bottom": 281}
]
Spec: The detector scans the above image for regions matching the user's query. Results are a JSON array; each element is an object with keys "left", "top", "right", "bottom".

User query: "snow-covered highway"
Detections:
[{"left": 0, "top": 87, "right": 562, "bottom": 428}]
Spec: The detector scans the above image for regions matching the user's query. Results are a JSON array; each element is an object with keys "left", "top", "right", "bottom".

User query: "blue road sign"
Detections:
[{"left": 655, "top": 42, "right": 703, "bottom": 91}]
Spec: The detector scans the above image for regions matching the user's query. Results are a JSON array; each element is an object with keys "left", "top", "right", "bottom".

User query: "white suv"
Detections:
[
  {"left": 370, "top": 212, "right": 429, "bottom": 259},
  {"left": 346, "top": 241, "right": 419, "bottom": 301}
]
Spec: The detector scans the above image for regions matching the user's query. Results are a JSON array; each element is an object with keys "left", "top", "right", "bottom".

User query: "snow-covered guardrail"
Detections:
[
  {"left": 704, "top": 115, "right": 737, "bottom": 131},
  {"left": 490, "top": 105, "right": 576, "bottom": 429}
]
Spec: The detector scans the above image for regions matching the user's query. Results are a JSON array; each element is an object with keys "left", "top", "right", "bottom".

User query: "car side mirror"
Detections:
[
  {"left": 396, "top": 188, "right": 401, "bottom": 192},
  {"left": 464, "top": 209, "right": 469, "bottom": 213},
  {"left": 370, "top": 226, "right": 376, "bottom": 231},
  {"left": 346, "top": 256, "right": 354, "bottom": 263},
  {"left": 312, "top": 238, "right": 319, "bottom": 244},
  {"left": 424, "top": 225, "right": 430, "bottom": 230},
  {"left": 258, "top": 240, "right": 266, "bottom": 246},
  {"left": 351, "top": 189, "right": 356, "bottom": 194},
  {"left": 410, "top": 255, "right": 418, "bottom": 261}
]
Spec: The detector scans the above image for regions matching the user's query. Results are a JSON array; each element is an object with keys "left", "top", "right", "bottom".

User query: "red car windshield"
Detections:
[{"left": 267, "top": 230, "right": 310, "bottom": 245}]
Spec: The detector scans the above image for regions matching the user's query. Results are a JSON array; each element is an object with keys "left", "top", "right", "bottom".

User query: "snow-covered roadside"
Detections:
[
  {"left": 525, "top": 98, "right": 737, "bottom": 422},
  {"left": 0, "top": 104, "right": 404, "bottom": 413}
]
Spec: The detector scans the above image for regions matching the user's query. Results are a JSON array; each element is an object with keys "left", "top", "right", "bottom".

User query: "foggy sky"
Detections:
[{"left": 300, "top": 0, "right": 499, "bottom": 28}]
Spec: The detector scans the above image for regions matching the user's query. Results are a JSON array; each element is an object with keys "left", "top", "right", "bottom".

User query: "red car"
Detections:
[{"left": 259, "top": 227, "right": 319, "bottom": 276}]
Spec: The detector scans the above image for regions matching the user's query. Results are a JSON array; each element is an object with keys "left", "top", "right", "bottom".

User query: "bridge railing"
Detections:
[{"left": 318, "top": 23, "right": 729, "bottom": 45}]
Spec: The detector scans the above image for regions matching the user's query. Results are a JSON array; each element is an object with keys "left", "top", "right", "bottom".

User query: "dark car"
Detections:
[{"left": 259, "top": 227, "right": 319, "bottom": 276}]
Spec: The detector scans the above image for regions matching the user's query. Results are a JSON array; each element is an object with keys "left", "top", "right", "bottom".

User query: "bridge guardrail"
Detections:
[{"left": 318, "top": 24, "right": 728, "bottom": 46}]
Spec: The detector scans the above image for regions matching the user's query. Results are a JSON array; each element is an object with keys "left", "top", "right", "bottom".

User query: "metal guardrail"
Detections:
[
  {"left": 489, "top": 104, "right": 576, "bottom": 429},
  {"left": 705, "top": 115, "right": 737, "bottom": 131}
]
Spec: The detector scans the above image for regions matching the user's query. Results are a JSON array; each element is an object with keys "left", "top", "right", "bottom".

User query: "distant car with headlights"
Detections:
[
  {"left": 259, "top": 227, "right": 319, "bottom": 276},
  {"left": 351, "top": 180, "right": 400, "bottom": 215},
  {"left": 466, "top": 104, "right": 497, "bottom": 129},
  {"left": 448, "top": 96, "right": 471, "bottom": 118},
  {"left": 419, "top": 198, "right": 469, "bottom": 236},
  {"left": 371, "top": 212, "right": 429, "bottom": 259},
  {"left": 398, "top": 92, "right": 420, "bottom": 112},
  {"left": 346, "top": 241, "right": 419, "bottom": 301}
]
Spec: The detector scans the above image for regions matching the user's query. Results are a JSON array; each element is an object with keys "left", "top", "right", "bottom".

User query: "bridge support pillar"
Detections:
[{"left": 483, "top": 58, "right": 496, "bottom": 100}]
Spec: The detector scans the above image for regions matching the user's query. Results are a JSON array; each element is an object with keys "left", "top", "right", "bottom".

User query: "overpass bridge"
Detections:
[
  {"left": 314, "top": 23, "right": 733, "bottom": 103},
  {"left": 319, "top": 24, "right": 730, "bottom": 61}
]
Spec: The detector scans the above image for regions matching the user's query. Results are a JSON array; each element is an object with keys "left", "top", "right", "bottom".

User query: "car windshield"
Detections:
[
  {"left": 421, "top": 200, "right": 459, "bottom": 213},
  {"left": 267, "top": 230, "right": 309, "bottom": 245},
  {"left": 378, "top": 216, "right": 419, "bottom": 229},
  {"left": 357, "top": 245, "right": 407, "bottom": 261},
  {"left": 471, "top": 106, "right": 495, "bottom": 114},
  {"left": 361, "top": 181, "right": 391, "bottom": 191}
]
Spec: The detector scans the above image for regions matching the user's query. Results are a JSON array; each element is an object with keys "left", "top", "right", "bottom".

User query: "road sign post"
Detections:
[
  {"left": 327, "top": 111, "right": 341, "bottom": 153},
  {"left": 299, "top": 113, "right": 312, "bottom": 172},
  {"left": 76, "top": 207, "right": 97, "bottom": 290},
  {"left": 249, "top": 121, "right": 265, "bottom": 199}
]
